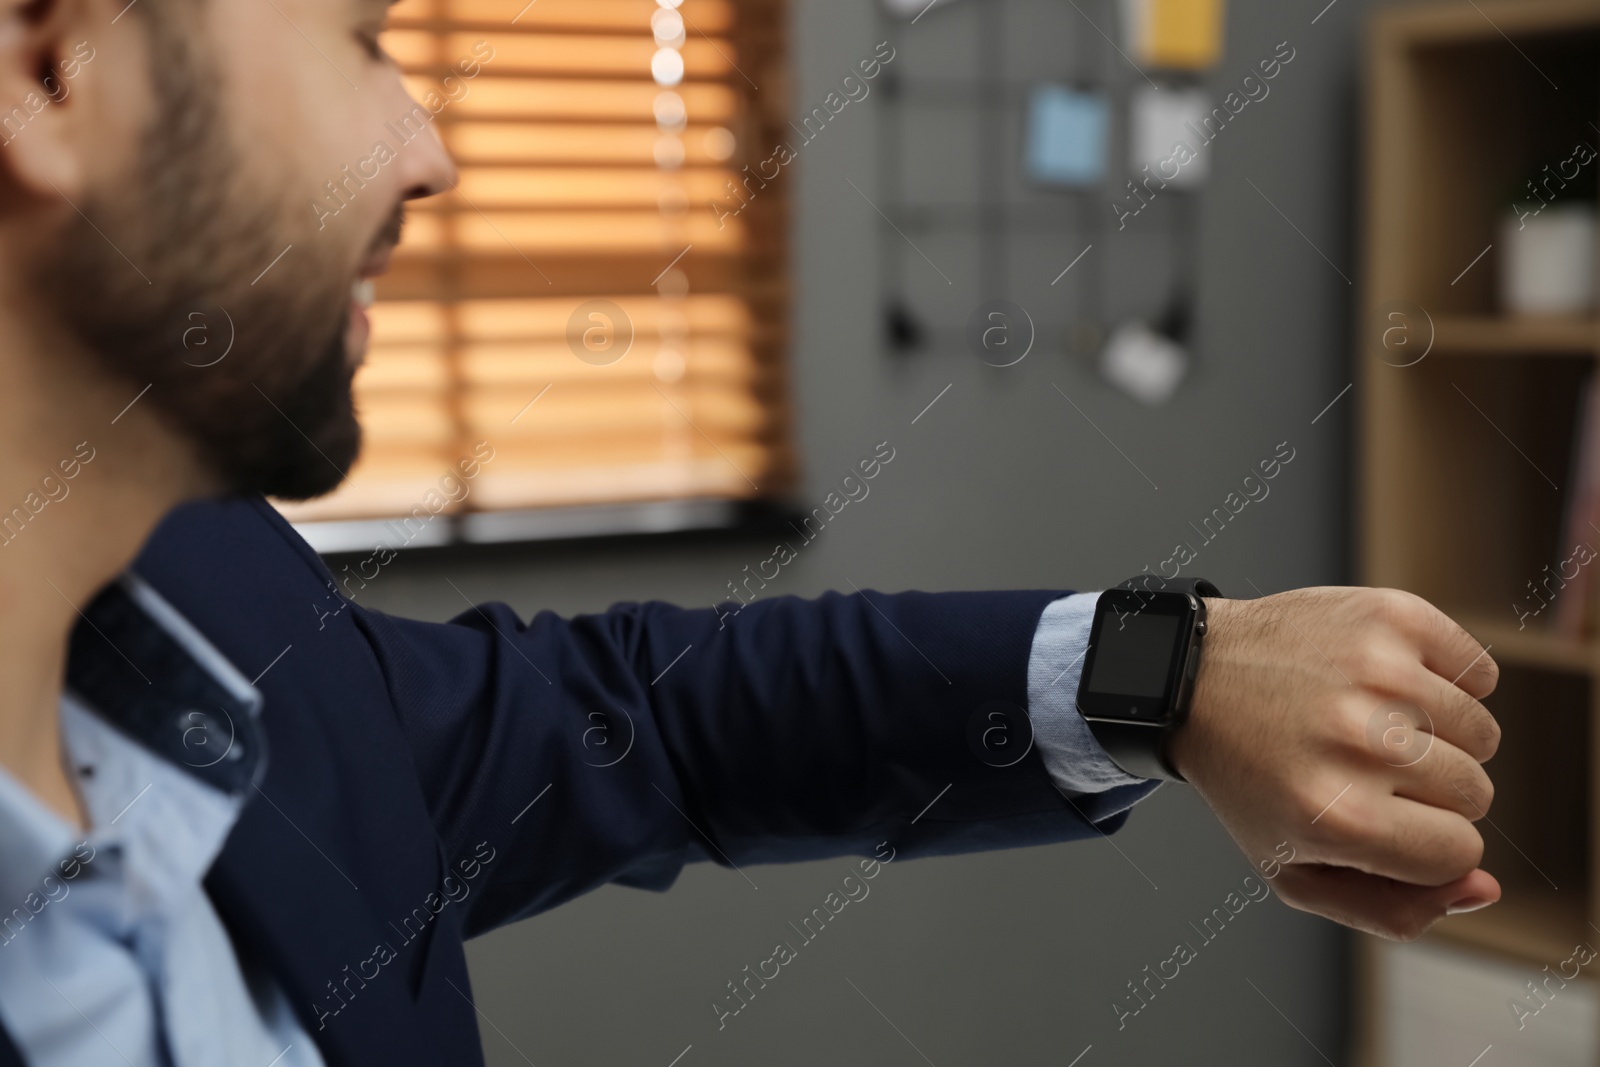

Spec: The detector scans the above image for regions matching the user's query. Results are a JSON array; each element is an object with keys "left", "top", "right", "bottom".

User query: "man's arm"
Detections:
[
  {"left": 349, "top": 587, "right": 1125, "bottom": 938},
  {"left": 354, "top": 578, "right": 1501, "bottom": 944},
  {"left": 186, "top": 493, "right": 1494, "bottom": 945}
]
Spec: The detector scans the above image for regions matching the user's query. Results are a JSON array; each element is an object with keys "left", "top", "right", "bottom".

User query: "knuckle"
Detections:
[
  {"left": 1476, "top": 710, "right": 1502, "bottom": 760},
  {"left": 1289, "top": 786, "right": 1328, "bottom": 830},
  {"left": 1452, "top": 768, "right": 1494, "bottom": 818},
  {"left": 1369, "top": 587, "right": 1422, "bottom": 626},
  {"left": 1343, "top": 639, "right": 1389, "bottom": 681},
  {"left": 1330, "top": 695, "right": 1372, "bottom": 753},
  {"left": 1439, "top": 826, "right": 1485, "bottom": 879}
]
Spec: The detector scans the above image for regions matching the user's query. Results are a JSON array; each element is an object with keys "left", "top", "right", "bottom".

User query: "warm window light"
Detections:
[
  {"left": 652, "top": 8, "right": 686, "bottom": 47},
  {"left": 704, "top": 126, "right": 736, "bottom": 161},
  {"left": 270, "top": 0, "right": 789, "bottom": 529},
  {"left": 651, "top": 47, "right": 685, "bottom": 86},
  {"left": 653, "top": 90, "right": 688, "bottom": 130},
  {"left": 653, "top": 135, "right": 687, "bottom": 168},
  {"left": 656, "top": 269, "right": 690, "bottom": 299},
  {"left": 658, "top": 186, "right": 690, "bottom": 213},
  {"left": 654, "top": 348, "right": 687, "bottom": 382}
]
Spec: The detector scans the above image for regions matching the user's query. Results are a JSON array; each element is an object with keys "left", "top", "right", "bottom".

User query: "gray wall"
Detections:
[{"left": 349, "top": 0, "right": 1397, "bottom": 1061}]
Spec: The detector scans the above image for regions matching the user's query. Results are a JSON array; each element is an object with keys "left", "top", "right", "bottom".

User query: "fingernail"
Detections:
[{"left": 1447, "top": 897, "right": 1492, "bottom": 915}]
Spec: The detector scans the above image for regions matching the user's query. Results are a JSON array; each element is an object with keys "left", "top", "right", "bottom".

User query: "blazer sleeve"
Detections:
[{"left": 350, "top": 586, "right": 1138, "bottom": 939}]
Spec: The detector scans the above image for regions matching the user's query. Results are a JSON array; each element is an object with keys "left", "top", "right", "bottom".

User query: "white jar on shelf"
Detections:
[{"left": 1499, "top": 201, "right": 1597, "bottom": 316}]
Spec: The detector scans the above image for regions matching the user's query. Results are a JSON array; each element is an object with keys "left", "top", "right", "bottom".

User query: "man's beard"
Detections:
[{"left": 32, "top": 7, "right": 368, "bottom": 502}]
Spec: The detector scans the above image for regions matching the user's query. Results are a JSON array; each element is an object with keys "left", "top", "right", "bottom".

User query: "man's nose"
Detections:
[{"left": 396, "top": 121, "right": 459, "bottom": 203}]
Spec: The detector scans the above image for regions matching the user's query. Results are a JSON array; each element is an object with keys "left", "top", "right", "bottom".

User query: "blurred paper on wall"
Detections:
[
  {"left": 1024, "top": 86, "right": 1110, "bottom": 187},
  {"left": 1130, "top": 86, "right": 1212, "bottom": 188},
  {"left": 1148, "top": 0, "right": 1227, "bottom": 69},
  {"left": 1121, "top": 0, "right": 1227, "bottom": 69},
  {"left": 1100, "top": 320, "right": 1189, "bottom": 405}
]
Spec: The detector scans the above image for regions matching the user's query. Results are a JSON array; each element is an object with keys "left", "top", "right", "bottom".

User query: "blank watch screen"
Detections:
[{"left": 1085, "top": 612, "right": 1180, "bottom": 698}]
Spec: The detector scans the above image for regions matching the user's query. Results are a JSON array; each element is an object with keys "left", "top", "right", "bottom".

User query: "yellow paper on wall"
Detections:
[{"left": 1141, "top": 0, "right": 1225, "bottom": 70}]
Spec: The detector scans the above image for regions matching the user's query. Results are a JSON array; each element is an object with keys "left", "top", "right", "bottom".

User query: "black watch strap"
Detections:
[
  {"left": 1086, "top": 719, "right": 1184, "bottom": 782},
  {"left": 1117, "top": 576, "right": 1224, "bottom": 599},
  {"left": 1088, "top": 577, "right": 1226, "bottom": 782}
]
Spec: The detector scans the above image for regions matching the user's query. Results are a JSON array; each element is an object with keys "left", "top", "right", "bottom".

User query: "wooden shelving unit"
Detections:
[
  {"left": 1431, "top": 316, "right": 1600, "bottom": 356},
  {"left": 1356, "top": 2, "right": 1600, "bottom": 1062}
]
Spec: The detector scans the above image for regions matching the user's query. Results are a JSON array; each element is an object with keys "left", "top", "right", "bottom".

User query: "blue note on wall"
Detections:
[{"left": 1025, "top": 85, "right": 1109, "bottom": 187}]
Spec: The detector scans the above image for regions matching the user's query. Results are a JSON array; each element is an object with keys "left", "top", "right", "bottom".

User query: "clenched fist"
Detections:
[{"left": 1168, "top": 587, "right": 1502, "bottom": 941}]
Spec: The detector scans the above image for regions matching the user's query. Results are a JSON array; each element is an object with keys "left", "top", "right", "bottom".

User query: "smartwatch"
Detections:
[{"left": 1074, "top": 577, "right": 1224, "bottom": 782}]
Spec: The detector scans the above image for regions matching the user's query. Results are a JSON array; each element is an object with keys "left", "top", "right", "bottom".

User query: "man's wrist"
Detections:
[{"left": 1167, "top": 596, "right": 1239, "bottom": 783}]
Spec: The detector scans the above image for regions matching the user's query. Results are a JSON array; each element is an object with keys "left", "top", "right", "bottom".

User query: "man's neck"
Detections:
[
  {"left": 0, "top": 338, "right": 210, "bottom": 830},
  {"left": 0, "top": 523, "right": 162, "bottom": 831}
]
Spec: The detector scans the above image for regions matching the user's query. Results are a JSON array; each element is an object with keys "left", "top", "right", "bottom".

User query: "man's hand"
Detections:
[{"left": 1167, "top": 586, "right": 1502, "bottom": 941}]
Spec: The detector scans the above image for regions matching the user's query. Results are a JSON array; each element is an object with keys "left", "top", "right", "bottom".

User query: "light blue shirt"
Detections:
[
  {"left": 0, "top": 692, "right": 325, "bottom": 1067},
  {"left": 1030, "top": 592, "right": 1162, "bottom": 799},
  {"left": 0, "top": 588, "right": 1147, "bottom": 1065}
]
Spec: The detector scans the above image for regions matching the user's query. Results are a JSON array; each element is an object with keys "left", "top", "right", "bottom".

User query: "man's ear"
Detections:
[{"left": 0, "top": 0, "right": 103, "bottom": 201}]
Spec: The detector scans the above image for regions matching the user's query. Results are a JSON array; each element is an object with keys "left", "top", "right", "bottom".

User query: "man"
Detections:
[{"left": 0, "top": 0, "right": 1501, "bottom": 1064}]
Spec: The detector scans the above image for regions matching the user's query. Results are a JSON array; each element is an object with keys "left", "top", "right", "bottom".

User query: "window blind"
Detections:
[{"left": 273, "top": 0, "right": 794, "bottom": 530}]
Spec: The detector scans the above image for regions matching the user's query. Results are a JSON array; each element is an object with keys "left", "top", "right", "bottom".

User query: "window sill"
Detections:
[{"left": 296, "top": 497, "right": 800, "bottom": 558}]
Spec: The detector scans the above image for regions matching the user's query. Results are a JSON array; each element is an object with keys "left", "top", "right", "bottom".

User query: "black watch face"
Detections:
[{"left": 1076, "top": 589, "right": 1198, "bottom": 724}]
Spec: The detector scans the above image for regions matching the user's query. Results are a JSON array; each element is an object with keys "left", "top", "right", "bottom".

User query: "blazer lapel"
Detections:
[
  {"left": 205, "top": 782, "right": 454, "bottom": 1067},
  {"left": 126, "top": 496, "right": 481, "bottom": 1067}
]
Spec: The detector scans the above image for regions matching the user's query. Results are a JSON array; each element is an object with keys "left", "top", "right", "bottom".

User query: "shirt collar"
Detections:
[
  {"left": 0, "top": 751, "right": 78, "bottom": 913},
  {"left": 0, "top": 572, "right": 268, "bottom": 915},
  {"left": 64, "top": 692, "right": 251, "bottom": 919},
  {"left": 65, "top": 572, "right": 268, "bottom": 798}
]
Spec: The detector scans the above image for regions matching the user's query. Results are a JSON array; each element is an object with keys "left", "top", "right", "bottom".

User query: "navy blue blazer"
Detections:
[{"left": 0, "top": 495, "right": 1122, "bottom": 1066}]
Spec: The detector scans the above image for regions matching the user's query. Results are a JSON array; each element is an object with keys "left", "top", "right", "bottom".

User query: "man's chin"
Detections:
[
  {"left": 241, "top": 417, "right": 362, "bottom": 502},
  {"left": 203, "top": 338, "right": 364, "bottom": 502}
]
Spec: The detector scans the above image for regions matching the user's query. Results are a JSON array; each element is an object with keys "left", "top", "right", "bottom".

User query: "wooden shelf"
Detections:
[
  {"left": 1382, "top": 0, "right": 1600, "bottom": 46},
  {"left": 1449, "top": 611, "right": 1600, "bottom": 674},
  {"left": 1356, "top": 4, "right": 1600, "bottom": 1062},
  {"left": 1433, "top": 316, "right": 1600, "bottom": 357},
  {"left": 1431, "top": 885, "right": 1590, "bottom": 968}
]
